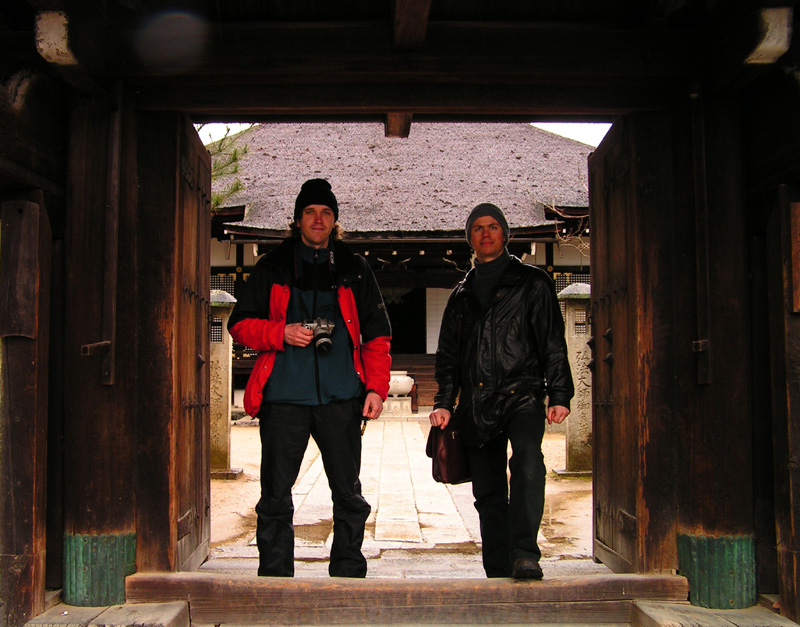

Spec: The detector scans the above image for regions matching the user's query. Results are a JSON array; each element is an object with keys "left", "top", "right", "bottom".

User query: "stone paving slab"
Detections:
[{"left": 207, "top": 410, "right": 602, "bottom": 580}]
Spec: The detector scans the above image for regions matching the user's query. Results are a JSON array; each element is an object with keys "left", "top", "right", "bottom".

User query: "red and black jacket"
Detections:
[{"left": 228, "top": 237, "right": 392, "bottom": 417}]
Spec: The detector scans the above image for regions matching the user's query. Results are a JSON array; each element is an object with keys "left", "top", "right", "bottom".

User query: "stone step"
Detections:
[
  {"left": 126, "top": 572, "right": 689, "bottom": 625},
  {"left": 384, "top": 355, "right": 439, "bottom": 406}
]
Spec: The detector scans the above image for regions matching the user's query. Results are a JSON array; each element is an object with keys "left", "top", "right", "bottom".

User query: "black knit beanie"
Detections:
[
  {"left": 465, "top": 202, "right": 509, "bottom": 244},
  {"left": 294, "top": 178, "right": 339, "bottom": 221}
]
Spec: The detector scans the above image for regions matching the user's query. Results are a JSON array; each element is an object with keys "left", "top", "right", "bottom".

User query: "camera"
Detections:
[{"left": 303, "top": 317, "right": 335, "bottom": 352}]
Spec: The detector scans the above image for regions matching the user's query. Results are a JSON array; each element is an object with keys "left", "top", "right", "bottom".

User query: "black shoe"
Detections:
[{"left": 512, "top": 558, "right": 543, "bottom": 580}]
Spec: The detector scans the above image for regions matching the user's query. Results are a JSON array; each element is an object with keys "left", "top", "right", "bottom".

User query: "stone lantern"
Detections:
[
  {"left": 558, "top": 283, "right": 593, "bottom": 473},
  {"left": 210, "top": 290, "right": 242, "bottom": 480}
]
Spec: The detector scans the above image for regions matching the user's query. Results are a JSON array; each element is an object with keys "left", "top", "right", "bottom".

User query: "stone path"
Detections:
[{"left": 202, "top": 412, "right": 610, "bottom": 579}]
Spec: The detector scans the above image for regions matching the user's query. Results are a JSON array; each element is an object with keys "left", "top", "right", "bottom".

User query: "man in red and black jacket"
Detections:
[{"left": 228, "top": 178, "right": 391, "bottom": 578}]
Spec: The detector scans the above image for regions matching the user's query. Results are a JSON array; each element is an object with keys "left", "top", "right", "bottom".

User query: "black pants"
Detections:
[
  {"left": 256, "top": 398, "right": 370, "bottom": 577},
  {"left": 467, "top": 410, "right": 547, "bottom": 577}
]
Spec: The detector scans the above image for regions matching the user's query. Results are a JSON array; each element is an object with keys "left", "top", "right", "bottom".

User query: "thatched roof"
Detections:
[{"left": 216, "top": 122, "right": 592, "bottom": 238}]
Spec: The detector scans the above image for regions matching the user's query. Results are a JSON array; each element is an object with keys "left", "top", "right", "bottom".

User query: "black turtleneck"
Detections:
[{"left": 473, "top": 249, "right": 511, "bottom": 309}]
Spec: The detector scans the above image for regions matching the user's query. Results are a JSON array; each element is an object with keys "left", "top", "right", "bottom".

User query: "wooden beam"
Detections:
[
  {"left": 100, "top": 81, "right": 123, "bottom": 385},
  {"left": 0, "top": 32, "right": 50, "bottom": 75},
  {"left": 745, "top": 7, "right": 793, "bottom": 65},
  {"left": 705, "top": 7, "right": 794, "bottom": 94},
  {"left": 24, "top": 0, "right": 68, "bottom": 9},
  {"left": 110, "top": 22, "right": 700, "bottom": 84},
  {"left": 34, "top": 10, "right": 108, "bottom": 95},
  {"left": 384, "top": 112, "right": 413, "bottom": 137},
  {"left": 115, "top": 20, "right": 698, "bottom": 116},
  {"left": 0, "top": 71, "right": 69, "bottom": 194},
  {"left": 0, "top": 195, "right": 51, "bottom": 627},
  {"left": 126, "top": 572, "right": 689, "bottom": 626},
  {"left": 135, "top": 82, "right": 678, "bottom": 117},
  {"left": 393, "top": 0, "right": 433, "bottom": 50},
  {"left": 690, "top": 91, "right": 712, "bottom": 385}
]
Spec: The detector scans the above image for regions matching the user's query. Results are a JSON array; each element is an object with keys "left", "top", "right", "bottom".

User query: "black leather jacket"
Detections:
[{"left": 433, "top": 256, "right": 574, "bottom": 445}]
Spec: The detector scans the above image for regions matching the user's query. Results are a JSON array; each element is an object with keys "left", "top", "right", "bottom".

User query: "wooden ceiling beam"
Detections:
[
  {"left": 392, "top": 0, "right": 432, "bottom": 50},
  {"left": 33, "top": 10, "right": 109, "bottom": 95},
  {"left": 390, "top": 0, "right": 433, "bottom": 134},
  {"left": 384, "top": 112, "right": 413, "bottom": 137},
  {"left": 744, "top": 7, "right": 792, "bottom": 64},
  {"left": 134, "top": 81, "right": 677, "bottom": 116},
  {"left": 703, "top": 7, "right": 794, "bottom": 94},
  {"left": 108, "top": 22, "right": 700, "bottom": 84},
  {"left": 24, "top": 0, "right": 67, "bottom": 10}
]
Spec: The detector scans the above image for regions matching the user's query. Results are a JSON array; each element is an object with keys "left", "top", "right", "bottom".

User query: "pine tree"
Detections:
[{"left": 197, "top": 124, "right": 252, "bottom": 213}]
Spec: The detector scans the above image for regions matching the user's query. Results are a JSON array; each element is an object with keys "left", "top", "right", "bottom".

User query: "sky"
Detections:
[
  {"left": 531, "top": 123, "right": 611, "bottom": 147},
  {"left": 196, "top": 122, "right": 612, "bottom": 148},
  {"left": 195, "top": 123, "right": 254, "bottom": 146}
]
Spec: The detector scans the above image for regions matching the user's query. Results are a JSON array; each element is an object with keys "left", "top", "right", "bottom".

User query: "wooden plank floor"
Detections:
[
  {"left": 126, "top": 572, "right": 688, "bottom": 625},
  {"left": 631, "top": 600, "right": 798, "bottom": 627}
]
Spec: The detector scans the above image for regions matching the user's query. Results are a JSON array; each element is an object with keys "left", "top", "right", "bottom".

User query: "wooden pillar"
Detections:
[
  {"left": 768, "top": 186, "right": 800, "bottom": 621},
  {"left": 61, "top": 87, "right": 138, "bottom": 606},
  {"left": 0, "top": 194, "right": 51, "bottom": 627},
  {"left": 590, "top": 106, "right": 757, "bottom": 608},
  {"left": 674, "top": 95, "right": 756, "bottom": 609},
  {"left": 741, "top": 71, "right": 800, "bottom": 620}
]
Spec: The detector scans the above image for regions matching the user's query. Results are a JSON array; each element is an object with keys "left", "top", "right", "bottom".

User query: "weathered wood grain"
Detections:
[
  {"left": 632, "top": 600, "right": 798, "bottom": 627},
  {"left": 0, "top": 201, "right": 40, "bottom": 338},
  {"left": 127, "top": 572, "right": 688, "bottom": 625},
  {"left": 768, "top": 186, "right": 800, "bottom": 622},
  {"left": 134, "top": 113, "right": 211, "bottom": 573},
  {"left": 0, "top": 196, "right": 51, "bottom": 627},
  {"left": 392, "top": 0, "right": 432, "bottom": 50}
]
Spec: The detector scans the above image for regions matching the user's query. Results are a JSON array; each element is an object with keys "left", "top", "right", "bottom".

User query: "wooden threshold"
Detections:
[
  {"left": 126, "top": 572, "right": 688, "bottom": 625},
  {"left": 631, "top": 600, "right": 798, "bottom": 627}
]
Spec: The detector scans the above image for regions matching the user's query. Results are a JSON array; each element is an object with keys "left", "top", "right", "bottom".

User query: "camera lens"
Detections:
[{"left": 315, "top": 333, "right": 333, "bottom": 352}]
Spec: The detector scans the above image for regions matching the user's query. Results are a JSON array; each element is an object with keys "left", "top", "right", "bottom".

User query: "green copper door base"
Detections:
[
  {"left": 63, "top": 532, "right": 136, "bottom": 606},
  {"left": 677, "top": 533, "right": 756, "bottom": 609}
]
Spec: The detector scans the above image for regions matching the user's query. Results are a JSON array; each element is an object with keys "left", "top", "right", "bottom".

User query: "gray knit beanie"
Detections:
[{"left": 465, "top": 202, "right": 509, "bottom": 244}]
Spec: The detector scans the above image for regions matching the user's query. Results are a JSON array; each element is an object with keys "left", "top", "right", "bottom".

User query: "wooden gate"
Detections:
[
  {"left": 589, "top": 120, "right": 638, "bottom": 571},
  {"left": 588, "top": 114, "right": 679, "bottom": 574},
  {"left": 175, "top": 120, "right": 212, "bottom": 571},
  {"left": 136, "top": 114, "right": 211, "bottom": 572}
]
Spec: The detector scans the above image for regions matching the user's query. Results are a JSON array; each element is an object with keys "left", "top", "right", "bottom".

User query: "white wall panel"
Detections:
[{"left": 426, "top": 288, "right": 452, "bottom": 354}]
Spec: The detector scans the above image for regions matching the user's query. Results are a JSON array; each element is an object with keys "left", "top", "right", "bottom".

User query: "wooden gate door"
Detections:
[
  {"left": 136, "top": 114, "right": 212, "bottom": 572},
  {"left": 175, "top": 120, "right": 212, "bottom": 571},
  {"left": 589, "top": 120, "right": 638, "bottom": 572},
  {"left": 588, "top": 114, "right": 679, "bottom": 574}
]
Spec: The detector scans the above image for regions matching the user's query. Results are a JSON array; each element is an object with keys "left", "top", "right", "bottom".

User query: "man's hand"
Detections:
[
  {"left": 284, "top": 322, "right": 313, "bottom": 347},
  {"left": 547, "top": 405, "right": 570, "bottom": 425},
  {"left": 362, "top": 391, "right": 384, "bottom": 420},
  {"left": 429, "top": 407, "right": 451, "bottom": 430}
]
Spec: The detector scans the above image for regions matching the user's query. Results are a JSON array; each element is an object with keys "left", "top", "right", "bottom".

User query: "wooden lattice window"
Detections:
[{"left": 211, "top": 273, "right": 236, "bottom": 296}]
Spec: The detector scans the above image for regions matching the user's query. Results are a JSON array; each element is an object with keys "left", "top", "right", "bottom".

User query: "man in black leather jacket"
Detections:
[{"left": 429, "top": 202, "right": 574, "bottom": 580}]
